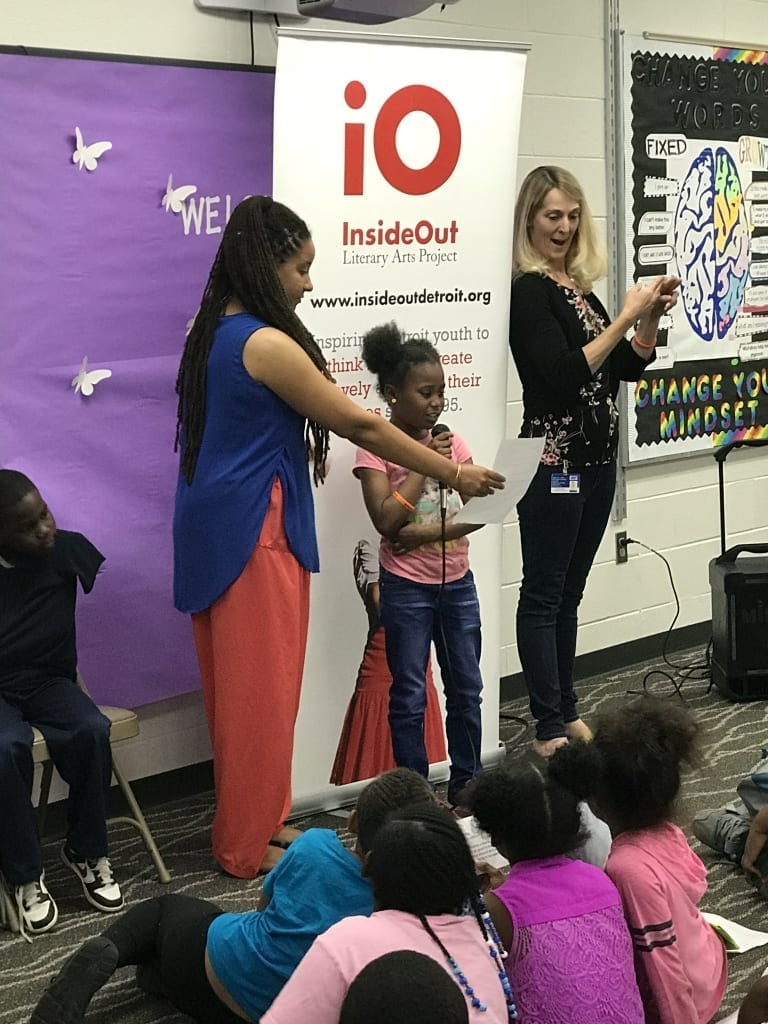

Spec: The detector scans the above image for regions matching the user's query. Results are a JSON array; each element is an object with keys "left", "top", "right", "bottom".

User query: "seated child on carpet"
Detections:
[
  {"left": 464, "top": 763, "right": 643, "bottom": 1024},
  {"left": 30, "top": 767, "right": 434, "bottom": 1024},
  {"left": 261, "top": 803, "right": 516, "bottom": 1024},
  {"left": 549, "top": 696, "right": 728, "bottom": 1024},
  {"left": 339, "top": 950, "right": 470, "bottom": 1024}
]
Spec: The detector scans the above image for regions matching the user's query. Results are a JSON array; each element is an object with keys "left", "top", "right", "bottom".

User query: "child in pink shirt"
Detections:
[
  {"left": 262, "top": 802, "right": 516, "bottom": 1024},
  {"left": 355, "top": 322, "right": 485, "bottom": 806},
  {"left": 550, "top": 698, "right": 727, "bottom": 1024}
]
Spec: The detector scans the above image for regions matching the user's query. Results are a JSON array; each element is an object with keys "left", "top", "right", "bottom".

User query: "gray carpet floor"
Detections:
[{"left": 3, "top": 644, "right": 767, "bottom": 1023}]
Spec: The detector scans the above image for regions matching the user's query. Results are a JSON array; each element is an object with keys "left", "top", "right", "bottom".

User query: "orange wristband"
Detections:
[
  {"left": 633, "top": 332, "right": 655, "bottom": 351},
  {"left": 392, "top": 490, "right": 415, "bottom": 512}
]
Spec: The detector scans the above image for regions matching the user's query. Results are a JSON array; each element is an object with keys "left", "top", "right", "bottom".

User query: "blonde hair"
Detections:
[{"left": 512, "top": 166, "right": 606, "bottom": 293}]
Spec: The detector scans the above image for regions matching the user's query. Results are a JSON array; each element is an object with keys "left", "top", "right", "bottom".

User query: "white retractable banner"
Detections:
[{"left": 273, "top": 28, "right": 527, "bottom": 807}]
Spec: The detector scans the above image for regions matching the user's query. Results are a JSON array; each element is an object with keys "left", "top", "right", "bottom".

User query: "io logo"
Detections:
[{"left": 343, "top": 81, "right": 461, "bottom": 196}]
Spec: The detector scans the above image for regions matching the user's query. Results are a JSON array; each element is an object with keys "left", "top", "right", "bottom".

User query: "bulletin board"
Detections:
[
  {"left": 621, "top": 33, "right": 768, "bottom": 463},
  {"left": 0, "top": 47, "right": 275, "bottom": 704}
]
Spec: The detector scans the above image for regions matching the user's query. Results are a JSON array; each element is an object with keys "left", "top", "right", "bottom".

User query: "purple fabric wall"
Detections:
[{"left": 0, "top": 51, "right": 274, "bottom": 704}]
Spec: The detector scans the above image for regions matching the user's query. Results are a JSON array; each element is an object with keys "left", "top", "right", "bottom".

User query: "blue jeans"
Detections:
[
  {"left": 379, "top": 567, "right": 483, "bottom": 802},
  {"left": 516, "top": 461, "right": 617, "bottom": 740},
  {"left": 0, "top": 676, "right": 112, "bottom": 884}
]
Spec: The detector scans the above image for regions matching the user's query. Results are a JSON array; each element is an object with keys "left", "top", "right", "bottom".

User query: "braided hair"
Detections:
[
  {"left": 366, "top": 802, "right": 479, "bottom": 917},
  {"left": 355, "top": 767, "right": 436, "bottom": 854},
  {"left": 361, "top": 321, "right": 441, "bottom": 399},
  {"left": 174, "top": 195, "right": 331, "bottom": 485},
  {"left": 366, "top": 803, "right": 516, "bottom": 1021}
]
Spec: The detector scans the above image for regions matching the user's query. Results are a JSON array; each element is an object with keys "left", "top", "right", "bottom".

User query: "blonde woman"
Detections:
[{"left": 509, "top": 166, "right": 679, "bottom": 758}]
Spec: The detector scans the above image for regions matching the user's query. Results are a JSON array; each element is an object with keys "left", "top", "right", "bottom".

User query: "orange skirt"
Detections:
[
  {"left": 192, "top": 479, "right": 309, "bottom": 879},
  {"left": 330, "top": 626, "right": 447, "bottom": 785}
]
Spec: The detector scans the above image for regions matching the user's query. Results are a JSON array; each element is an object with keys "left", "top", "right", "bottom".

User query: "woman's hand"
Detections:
[
  {"left": 624, "top": 276, "right": 681, "bottom": 321},
  {"left": 633, "top": 276, "right": 681, "bottom": 351},
  {"left": 622, "top": 279, "right": 666, "bottom": 322},
  {"left": 455, "top": 462, "right": 505, "bottom": 497}
]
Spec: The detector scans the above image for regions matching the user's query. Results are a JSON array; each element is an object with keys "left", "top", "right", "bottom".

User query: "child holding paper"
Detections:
[{"left": 355, "top": 322, "right": 484, "bottom": 807}]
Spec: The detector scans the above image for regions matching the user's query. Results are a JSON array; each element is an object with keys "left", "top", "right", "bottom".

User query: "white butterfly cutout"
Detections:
[
  {"left": 72, "top": 127, "right": 112, "bottom": 172},
  {"left": 162, "top": 173, "right": 197, "bottom": 213},
  {"left": 72, "top": 357, "right": 112, "bottom": 397}
]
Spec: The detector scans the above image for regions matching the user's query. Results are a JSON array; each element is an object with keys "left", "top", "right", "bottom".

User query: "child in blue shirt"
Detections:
[{"left": 31, "top": 767, "right": 435, "bottom": 1024}]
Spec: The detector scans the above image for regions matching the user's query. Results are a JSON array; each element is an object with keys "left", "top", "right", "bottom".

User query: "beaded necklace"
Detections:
[
  {"left": 422, "top": 905, "right": 518, "bottom": 1021},
  {"left": 478, "top": 895, "right": 518, "bottom": 1022}
]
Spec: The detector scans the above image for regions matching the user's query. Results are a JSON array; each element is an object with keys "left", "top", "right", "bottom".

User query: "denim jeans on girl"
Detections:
[
  {"left": 379, "top": 567, "right": 483, "bottom": 803},
  {"left": 516, "top": 460, "right": 617, "bottom": 741}
]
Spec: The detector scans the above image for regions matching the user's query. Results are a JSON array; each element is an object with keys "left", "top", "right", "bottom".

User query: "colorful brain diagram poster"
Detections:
[{"left": 623, "top": 39, "right": 768, "bottom": 462}]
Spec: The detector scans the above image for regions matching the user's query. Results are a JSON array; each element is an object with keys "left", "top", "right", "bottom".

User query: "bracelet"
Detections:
[
  {"left": 633, "top": 332, "right": 656, "bottom": 351},
  {"left": 454, "top": 463, "right": 462, "bottom": 486},
  {"left": 392, "top": 490, "right": 415, "bottom": 512}
]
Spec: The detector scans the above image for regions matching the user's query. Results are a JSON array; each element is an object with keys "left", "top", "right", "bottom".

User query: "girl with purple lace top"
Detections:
[{"left": 465, "top": 764, "right": 643, "bottom": 1024}]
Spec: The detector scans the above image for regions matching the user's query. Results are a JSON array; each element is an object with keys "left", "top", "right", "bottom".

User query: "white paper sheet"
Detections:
[
  {"left": 457, "top": 815, "right": 509, "bottom": 870},
  {"left": 453, "top": 437, "right": 545, "bottom": 525},
  {"left": 703, "top": 912, "right": 768, "bottom": 953}
]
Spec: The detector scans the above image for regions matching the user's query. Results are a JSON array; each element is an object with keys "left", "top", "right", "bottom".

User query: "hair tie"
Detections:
[{"left": 633, "top": 332, "right": 655, "bottom": 351}]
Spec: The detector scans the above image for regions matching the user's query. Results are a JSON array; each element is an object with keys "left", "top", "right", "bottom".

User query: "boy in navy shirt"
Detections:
[{"left": 0, "top": 470, "right": 123, "bottom": 937}]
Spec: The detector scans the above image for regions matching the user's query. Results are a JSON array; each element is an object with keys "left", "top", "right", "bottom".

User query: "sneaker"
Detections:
[
  {"left": 31, "top": 935, "right": 119, "bottom": 1024},
  {"left": 692, "top": 808, "right": 750, "bottom": 863},
  {"left": 61, "top": 847, "right": 124, "bottom": 913},
  {"left": 15, "top": 874, "right": 58, "bottom": 939}
]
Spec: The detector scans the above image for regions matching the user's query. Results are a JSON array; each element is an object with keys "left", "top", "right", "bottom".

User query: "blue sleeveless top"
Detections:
[{"left": 173, "top": 313, "right": 319, "bottom": 614}]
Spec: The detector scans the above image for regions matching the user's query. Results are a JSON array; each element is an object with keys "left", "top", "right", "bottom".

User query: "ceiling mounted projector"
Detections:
[
  {"left": 194, "top": 0, "right": 461, "bottom": 23},
  {"left": 296, "top": 0, "right": 459, "bottom": 23}
]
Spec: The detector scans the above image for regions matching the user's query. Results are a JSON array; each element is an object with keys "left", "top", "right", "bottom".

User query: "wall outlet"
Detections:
[{"left": 615, "top": 531, "right": 628, "bottom": 564}]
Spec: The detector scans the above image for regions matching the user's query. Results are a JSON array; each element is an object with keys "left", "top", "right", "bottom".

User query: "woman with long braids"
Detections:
[
  {"left": 262, "top": 802, "right": 517, "bottom": 1024},
  {"left": 173, "top": 197, "right": 504, "bottom": 879}
]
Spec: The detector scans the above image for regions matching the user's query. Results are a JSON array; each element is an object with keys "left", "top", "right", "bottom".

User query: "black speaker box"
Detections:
[{"left": 710, "top": 546, "right": 768, "bottom": 701}]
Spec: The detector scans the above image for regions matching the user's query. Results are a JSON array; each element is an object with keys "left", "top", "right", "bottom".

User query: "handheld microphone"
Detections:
[{"left": 431, "top": 422, "right": 451, "bottom": 515}]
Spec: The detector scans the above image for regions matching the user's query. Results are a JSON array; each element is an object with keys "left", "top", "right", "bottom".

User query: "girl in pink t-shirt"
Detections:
[
  {"left": 355, "top": 322, "right": 485, "bottom": 806},
  {"left": 549, "top": 698, "right": 728, "bottom": 1024},
  {"left": 262, "top": 802, "right": 517, "bottom": 1024}
]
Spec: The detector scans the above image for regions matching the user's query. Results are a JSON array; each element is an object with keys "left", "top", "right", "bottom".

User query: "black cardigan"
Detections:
[{"left": 509, "top": 273, "right": 654, "bottom": 468}]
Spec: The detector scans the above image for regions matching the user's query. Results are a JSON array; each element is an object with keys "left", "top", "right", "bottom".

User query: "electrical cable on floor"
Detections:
[
  {"left": 499, "top": 711, "right": 530, "bottom": 749},
  {"left": 623, "top": 537, "right": 712, "bottom": 700}
]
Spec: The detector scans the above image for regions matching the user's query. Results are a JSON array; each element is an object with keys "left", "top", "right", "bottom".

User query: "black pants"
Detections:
[
  {"left": 103, "top": 893, "right": 245, "bottom": 1024},
  {"left": 516, "top": 461, "right": 617, "bottom": 739},
  {"left": 0, "top": 676, "right": 111, "bottom": 884}
]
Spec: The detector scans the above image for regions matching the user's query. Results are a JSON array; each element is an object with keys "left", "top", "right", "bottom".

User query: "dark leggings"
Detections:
[{"left": 103, "top": 893, "right": 246, "bottom": 1024}]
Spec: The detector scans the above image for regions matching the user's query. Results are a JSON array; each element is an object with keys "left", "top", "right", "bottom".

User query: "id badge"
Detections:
[{"left": 551, "top": 472, "right": 580, "bottom": 494}]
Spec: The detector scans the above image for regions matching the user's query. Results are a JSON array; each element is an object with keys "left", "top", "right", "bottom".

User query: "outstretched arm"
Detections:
[{"left": 243, "top": 328, "right": 504, "bottom": 497}]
